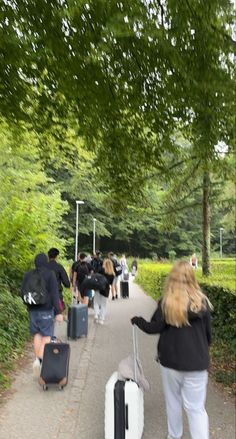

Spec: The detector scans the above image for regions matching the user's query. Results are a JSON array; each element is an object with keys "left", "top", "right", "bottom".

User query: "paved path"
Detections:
[{"left": 0, "top": 281, "right": 235, "bottom": 439}]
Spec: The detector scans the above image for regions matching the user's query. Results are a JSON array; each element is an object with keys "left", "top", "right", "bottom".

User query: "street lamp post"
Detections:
[
  {"left": 75, "top": 200, "right": 84, "bottom": 261},
  {"left": 220, "top": 227, "right": 224, "bottom": 258},
  {"left": 93, "top": 218, "right": 97, "bottom": 255}
]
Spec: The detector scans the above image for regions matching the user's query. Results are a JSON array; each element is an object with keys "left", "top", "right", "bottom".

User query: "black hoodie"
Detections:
[
  {"left": 132, "top": 299, "right": 212, "bottom": 371},
  {"left": 21, "top": 253, "right": 61, "bottom": 315},
  {"left": 47, "top": 259, "right": 70, "bottom": 299}
]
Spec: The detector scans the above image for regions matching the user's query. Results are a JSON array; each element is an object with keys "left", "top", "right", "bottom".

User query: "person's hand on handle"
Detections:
[
  {"left": 55, "top": 313, "right": 63, "bottom": 323},
  {"left": 131, "top": 316, "right": 141, "bottom": 326}
]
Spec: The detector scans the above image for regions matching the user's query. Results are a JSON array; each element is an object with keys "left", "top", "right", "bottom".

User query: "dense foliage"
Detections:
[
  {"left": 0, "top": 287, "right": 29, "bottom": 389},
  {"left": 0, "top": 122, "right": 68, "bottom": 287}
]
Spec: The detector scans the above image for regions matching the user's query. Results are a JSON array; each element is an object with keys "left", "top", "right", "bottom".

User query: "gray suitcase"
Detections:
[{"left": 67, "top": 303, "right": 88, "bottom": 339}]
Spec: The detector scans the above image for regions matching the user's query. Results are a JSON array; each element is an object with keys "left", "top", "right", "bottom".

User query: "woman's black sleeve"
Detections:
[
  {"left": 133, "top": 302, "right": 167, "bottom": 334},
  {"left": 205, "top": 308, "right": 212, "bottom": 345}
]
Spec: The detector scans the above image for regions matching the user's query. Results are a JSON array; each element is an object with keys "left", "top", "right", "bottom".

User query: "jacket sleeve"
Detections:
[
  {"left": 60, "top": 265, "right": 70, "bottom": 288},
  {"left": 205, "top": 308, "right": 212, "bottom": 345},
  {"left": 49, "top": 271, "right": 61, "bottom": 315},
  {"left": 132, "top": 302, "right": 167, "bottom": 334}
]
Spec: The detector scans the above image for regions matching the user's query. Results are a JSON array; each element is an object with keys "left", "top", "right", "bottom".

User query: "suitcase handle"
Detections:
[
  {"left": 132, "top": 325, "right": 139, "bottom": 383},
  {"left": 71, "top": 289, "right": 77, "bottom": 306},
  {"left": 53, "top": 320, "right": 63, "bottom": 343}
]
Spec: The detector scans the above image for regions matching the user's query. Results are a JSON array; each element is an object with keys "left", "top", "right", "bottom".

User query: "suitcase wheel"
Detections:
[{"left": 43, "top": 384, "right": 48, "bottom": 391}]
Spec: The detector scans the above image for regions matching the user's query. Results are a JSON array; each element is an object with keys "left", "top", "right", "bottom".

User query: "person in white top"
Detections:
[
  {"left": 190, "top": 253, "right": 198, "bottom": 269},
  {"left": 120, "top": 254, "right": 128, "bottom": 279}
]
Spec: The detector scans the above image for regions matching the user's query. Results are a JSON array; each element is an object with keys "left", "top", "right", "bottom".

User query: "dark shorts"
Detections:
[
  {"left": 82, "top": 289, "right": 93, "bottom": 298},
  {"left": 29, "top": 309, "right": 54, "bottom": 337}
]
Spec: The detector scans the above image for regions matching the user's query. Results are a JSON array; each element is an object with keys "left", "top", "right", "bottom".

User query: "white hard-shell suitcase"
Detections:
[{"left": 105, "top": 326, "right": 144, "bottom": 439}]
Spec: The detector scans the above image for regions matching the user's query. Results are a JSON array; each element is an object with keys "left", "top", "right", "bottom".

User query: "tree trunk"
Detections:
[{"left": 202, "top": 170, "right": 211, "bottom": 275}]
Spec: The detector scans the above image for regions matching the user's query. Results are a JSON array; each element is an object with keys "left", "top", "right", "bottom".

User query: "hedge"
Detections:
[
  {"left": 0, "top": 287, "right": 29, "bottom": 388},
  {"left": 199, "top": 284, "right": 236, "bottom": 352},
  {"left": 135, "top": 262, "right": 171, "bottom": 301}
]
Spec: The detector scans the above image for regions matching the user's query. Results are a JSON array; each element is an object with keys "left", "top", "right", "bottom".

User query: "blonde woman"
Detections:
[
  {"left": 94, "top": 258, "right": 115, "bottom": 325},
  {"left": 131, "top": 260, "right": 213, "bottom": 439}
]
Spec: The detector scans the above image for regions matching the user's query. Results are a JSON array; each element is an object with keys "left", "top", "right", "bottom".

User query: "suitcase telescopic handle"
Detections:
[
  {"left": 71, "top": 288, "right": 77, "bottom": 306},
  {"left": 132, "top": 325, "right": 139, "bottom": 383},
  {"left": 53, "top": 320, "right": 62, "bottom": 343}
]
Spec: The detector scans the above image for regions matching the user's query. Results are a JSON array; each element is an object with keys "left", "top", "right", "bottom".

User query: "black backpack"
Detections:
[
  {"left": 114, "top": 262, "right": 122, "bottom": 276},
  {"left": 76, "top": 262, "right": 89, "bottom": 284},
  {"left": 80, "top": 274, "right": 108, "bottom": 297},
  {"left": 21, "top": 269, "right": 48, "bottom": 305}
]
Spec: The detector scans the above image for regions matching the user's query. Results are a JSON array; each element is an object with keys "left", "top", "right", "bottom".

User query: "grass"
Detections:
[
  {"left": 196, "top": 260, "right": 236, "bottom": 292},
  {"left": 136, "top": 257, "right": 236, "bottom": 292}
]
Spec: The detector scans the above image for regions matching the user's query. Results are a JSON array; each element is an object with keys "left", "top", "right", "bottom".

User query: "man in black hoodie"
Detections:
[
  {"left": 48, "top": 247, "right": 70, "bottom": 311},
  {"left": 21, "top": 253, "right": 63, "bottom": 378}
]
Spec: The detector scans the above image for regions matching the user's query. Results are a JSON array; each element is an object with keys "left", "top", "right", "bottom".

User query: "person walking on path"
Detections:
[
  {"left": 21, "top": 253, "right": 63, "bottom": 379},
  {"left": 94, "top": 258, "right": 115, "bottom": 325},
  {"left": 73, "top": 252, "right": 92, "bottom": 305},
  {"left": 48, "top": 247, "right": 70, "bottom": 311},
  {"left": 131, "top": 258, "right": 138, "bottom": 276},
  {"left": 91, "top": 250, "right": 103, "bottom": 273},
  {"left": 69, "top": 253, "right": 80, "bottom": 302},
  {"left": 131, "top": 260, "right": 213, "bottom": 439},
  {"left": 120, "top": 253, "right": 128, "bottom": 279},
  {"left": 108, "top": 252, "right": 122, "bottom": 300},
  {"left": 190, "top": 253, "right": 198, "bottom": 269}
]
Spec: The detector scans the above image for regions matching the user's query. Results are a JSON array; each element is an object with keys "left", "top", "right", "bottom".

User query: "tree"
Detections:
[
  {"left": 0, "top": 0, "right": 234, "bottom": 273},
  {"left": 0, "top": 121, "right": 68, "bottom": 285}
]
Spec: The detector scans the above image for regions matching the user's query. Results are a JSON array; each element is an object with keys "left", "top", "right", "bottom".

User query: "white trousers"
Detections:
[
  {"left": 93, "top": 291, "right": 107, "bottom": 321},
  {"left": 160, "top": 365, "right": 209, "bottom": 439}
]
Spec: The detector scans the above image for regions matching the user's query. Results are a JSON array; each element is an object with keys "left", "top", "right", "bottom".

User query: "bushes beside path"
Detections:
[
  {"left": 135, "top": 259, "right": 236, "bottom": 393},
  {"left": 0, "top": 285, "right": 29, "bottom": 392}
]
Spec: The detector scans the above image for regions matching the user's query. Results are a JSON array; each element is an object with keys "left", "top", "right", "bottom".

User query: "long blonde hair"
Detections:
[
  {"left": 161, "top": 260, "right": 213, "bottom": 327},
  {"left": 103, "top": 258, "right": 115, "bottom": 276}
]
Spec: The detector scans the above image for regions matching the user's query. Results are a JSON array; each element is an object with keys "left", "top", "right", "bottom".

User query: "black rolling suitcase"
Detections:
[
  {"left": 39, "top": 341, "right": 70, "bottom": 391},
  {"left": 120, "top": 281, "right": 129, "bottom": 298},
  {"left": 67, "top": 303, "right": 88, "bottom": 339}
]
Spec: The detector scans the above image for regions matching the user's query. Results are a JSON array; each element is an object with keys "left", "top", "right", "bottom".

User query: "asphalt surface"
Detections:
[{"left": 0, "top": 279, "right": 235, "bottom": 439}]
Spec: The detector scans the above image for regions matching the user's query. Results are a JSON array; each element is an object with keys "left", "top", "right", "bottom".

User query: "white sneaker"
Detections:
[
  {"left": 99, "top": 320, "right": 104, "bottom": 325},
  {"left": 94, "top": 316, "right": 99, "bottom": 323},
  {"left": 33, "top": 358, "right": 41, "bottom": 380}
]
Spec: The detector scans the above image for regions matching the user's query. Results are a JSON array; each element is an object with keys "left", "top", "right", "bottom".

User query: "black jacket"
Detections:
[
  {"left": 100, "top": 269, "right": 114, "bottom": 297},
  {"left": 133, "top": 299, "right": 212, "bottom": 371},
  {"left": 48, "top": 260, "right": 70, "bottom": 299},
  {"left": 22, "top": 253, "right": 61, "bottom": 315},
  {"left": 91, "top": 257, "right": 103, "bottom": 273},
  {"left": 75, "top": 261, "right": 90, "bottom": 287}
]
